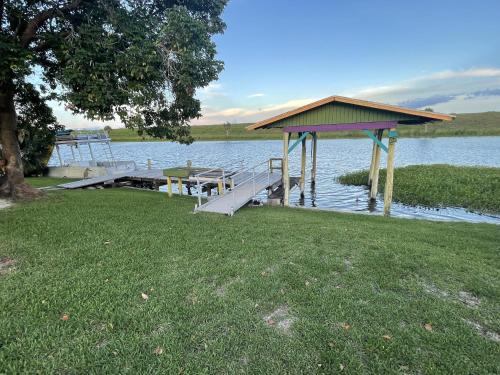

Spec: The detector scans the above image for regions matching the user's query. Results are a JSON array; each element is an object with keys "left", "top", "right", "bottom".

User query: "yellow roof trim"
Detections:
[{"left": 246, "top": 95, "right": 455, "bottom": 130}]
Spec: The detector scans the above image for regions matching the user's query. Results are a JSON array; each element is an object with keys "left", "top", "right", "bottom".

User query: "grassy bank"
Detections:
[
  {"left": 338, "top": 165, "right": 500, "bottom": 214},
  {"left": 1, "top": 186, "right": 499, "bottom": 373},
  {"left": 108, "top": 111, "right": 500, "bottom": 142},
  {"left": 25, "top": 176, "right": 77, "bottom": 188}
]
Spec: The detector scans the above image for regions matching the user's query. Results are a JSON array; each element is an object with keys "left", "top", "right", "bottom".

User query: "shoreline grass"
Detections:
[
  {"left": 338, "top": 165, "right": 500, "bottom": 214},
  {"left": 25, "top": 176, "right": 77, "bottom": 188},
  {"left": 107, "top": 112, "right": 500, "bottom": 142},
  {"left": 1, "top": 186, "right": 499, "bottom": 373}
]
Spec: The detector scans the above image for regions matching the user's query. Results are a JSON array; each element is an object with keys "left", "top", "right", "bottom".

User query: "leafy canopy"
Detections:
[
  {"left": 1, "top": 0, "right": 227, "bottom": 143},
  {"left": 15, "top": 82, "right": 63, "bottom": 176}
]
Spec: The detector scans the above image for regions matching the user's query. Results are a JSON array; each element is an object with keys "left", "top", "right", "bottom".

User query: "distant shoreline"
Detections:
[
  {"left": 110, "top": 132, "right": 500, "bottom": 143},
  {"left": 108, "top": 111, "right": 500, "bottom": 142}
]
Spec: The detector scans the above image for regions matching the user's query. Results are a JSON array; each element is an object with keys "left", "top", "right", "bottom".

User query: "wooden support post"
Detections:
[
  {"left": 300, "top": 133, "right": 306, "bottom": 197},
  {"left": 178, "top": 177, "right": 183, "bottom": 195},
  {"left": 147, "top": 159, "right": 152, "bottom": 170},
  {"left": 166, "top": 176, "right": 172, "bottom": 197},
  {"left": 383, "top": 128, "right": 397, "bottom": 216},
  {"left": 217, "top": 180, "right": 224, "bottom": 195},
  {"left": 311, "top": 132, "right": 317, "bottom": 184},
  {"left": 368, "top": 131, "right": 377, "bottom": 186},
  {"left": 370, "top": 130, "right": 383, "bottom": 200},
  {"left": 282, "top": 132, "right": 290, "bottom": 206}
]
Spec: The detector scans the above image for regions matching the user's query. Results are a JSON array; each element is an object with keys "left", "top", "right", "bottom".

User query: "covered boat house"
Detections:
[{"left": 247, "top": 96, "right": 454, "bottom": 215}]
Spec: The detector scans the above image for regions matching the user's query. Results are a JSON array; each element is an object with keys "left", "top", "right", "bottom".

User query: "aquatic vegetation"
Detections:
[{"left": 338, "top": 164, "right": 500, "bottom": 214}]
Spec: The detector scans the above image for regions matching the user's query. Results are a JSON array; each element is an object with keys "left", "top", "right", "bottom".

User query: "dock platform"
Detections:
[{"left": 57, "top": 158, "right": 288, "bottom": 215}]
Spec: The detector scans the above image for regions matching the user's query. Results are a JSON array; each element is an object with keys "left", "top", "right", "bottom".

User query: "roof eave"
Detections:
[{"left": 246, "top": 96, "right": 455, "bottom": 131}]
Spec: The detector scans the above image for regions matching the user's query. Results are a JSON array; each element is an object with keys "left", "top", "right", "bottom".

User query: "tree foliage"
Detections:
[
  {"left": 0, "top": 82, "right": 61, "bottom": 178},
  {"left": 15, "top": 83, "right": 63, "bottom": 176},
  {"left": 2, "top": 0, "right": 227, "bottom": 141},
  {"left": 0, "top": 0, "right": 227, "bottom": 197}
]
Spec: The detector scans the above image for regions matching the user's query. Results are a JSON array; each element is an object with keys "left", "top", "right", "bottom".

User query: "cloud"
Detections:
[
  {"left": 351, "top": 68, "right": 500, "bottom": 111},
  {"left": 191, "top": 98, "right": 317, "bottom": 125},
  {"left": 50, "top": 68, "right": 500, "bottom": 128},
  {"left": 194, "top": 68, "right": 500, "bottom": 124},
  {"left": 199, "top": 82, "right": 222, "bottom": 93},
  {"left": 247, "top": 93, "right": 265, "bottom": 98},
  {"left": 398, "top": 95, "right": 457, "bottom": 109}
]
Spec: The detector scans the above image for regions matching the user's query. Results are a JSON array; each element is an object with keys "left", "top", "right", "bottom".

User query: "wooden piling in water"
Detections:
[
  {"left": 282, "top": 132, "right": 290, "bottom": 206},
  {"left": 370, "top": 129, "right": 383, "bottom": 200},
  {"left": 368, "top": 131, "right": 377, "bottom": 186},
  {"left": 300, "top": 133, "right": 307, "bottom": 197},
  {"left": 166, "top": 176, "right": 172, "bottom": 197},
  {"left": 383, "top": 128, "right": 397, "bottom": 216},
  {"left": 311, "top": 132, "right": 317, "bottom": 184},
  {"left": 178, "top": 177, "right": 183, "bottom": 195}
]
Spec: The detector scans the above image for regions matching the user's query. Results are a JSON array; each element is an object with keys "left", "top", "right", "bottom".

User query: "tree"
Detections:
[
  {"left": 223, "top": 121, "right": 231, "bottom": 137},
  {"left": 15, "top": 82, "right": 63, "bottom": 176},
  {"left": 0, "top": 0, "right": 227, "bottom": 198},
  {"left": 103, "top": 125, "right": 112, "bottom": 133}
]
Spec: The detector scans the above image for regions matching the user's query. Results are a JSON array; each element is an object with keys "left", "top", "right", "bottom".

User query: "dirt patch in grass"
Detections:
[
  {"left": 458, "top": 291, "right": 481, "bottom": 308},
  {"left": 423, "top": 282, "right": 449, "bottom": 299},
  {"left": 0, "top": 199, "right": 12, "bottom": 210},
  {"left": 263, "top": 306, "right": 296, "bottom": 335},
  {"left": 260, "top": 266, "right": 276, "bottom": 277},
  {"left": 215, "top": 276, "right": 242, "bottom": 297},
  {"left": 423, "top": 282, "right": 481, "bottom": 309},
  {"left": 151, "top": 323, "right": 169, "bottom": 336},
  {"left": 0, "top": 257, "right": 16, "bottom": 276},
  {"left": 462, "top": 319, "right": 500, "bottom": 342},
  {"left": 344, "top": 258, "right": 353, "bottom": 271}
]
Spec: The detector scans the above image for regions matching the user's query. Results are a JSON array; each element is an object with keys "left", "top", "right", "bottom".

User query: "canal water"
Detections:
[{"left": 50, "top": 136, "right": 500, "bottom": 224}]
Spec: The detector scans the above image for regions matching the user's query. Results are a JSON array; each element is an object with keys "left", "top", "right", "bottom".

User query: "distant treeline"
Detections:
[{"left": 108, "top": 111, "right": 500, "bottom": 142}]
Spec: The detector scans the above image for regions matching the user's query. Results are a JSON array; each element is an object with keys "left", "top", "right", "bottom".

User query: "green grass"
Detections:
[
  {"left": 338, "top": 165, "right": 500, "bottom": 214},
  {"left": 25, "top": 177, "right": 77, "bottom": 188},
  {"left": 1, "top": 187, "right": 499, "bottom": 373},
  {"left": 108, "top": 112, "right": 500, "bottom": 142}
]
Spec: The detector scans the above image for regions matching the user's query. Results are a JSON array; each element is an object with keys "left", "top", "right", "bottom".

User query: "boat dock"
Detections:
[{"left": 57, "top": 158, "right": 291, "bottom": 215}]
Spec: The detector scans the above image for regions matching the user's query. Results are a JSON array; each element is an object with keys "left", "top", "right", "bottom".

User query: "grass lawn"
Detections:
[
  {"left": 1, "top": 187, "right": 499, "bottom": 373},
  {"left": 338, "top": 165, "right": 500, "bottom": 215},
  {"left": 25, "top": 177, "right": 77, "bottom": 188},
  {"left": 108, "top": 112, "right": 500, "bottom": 142}
]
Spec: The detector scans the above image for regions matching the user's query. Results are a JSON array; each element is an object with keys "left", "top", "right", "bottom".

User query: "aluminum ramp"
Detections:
[
  {"left": 195, "top": 171, "right": 282, "bottom": 215},
  {"left": 57, "top": 169, "right": 166, "bottom": 189},
  {"left": 57, "top": 172, "right": 131, "bottom": 189}
]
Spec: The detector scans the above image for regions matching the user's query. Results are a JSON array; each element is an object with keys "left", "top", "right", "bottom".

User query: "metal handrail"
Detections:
[
  {"left": 194, "top": 158, "right": 282, "bottom": 213},
  {"left": 194, "top": 167, "right": 224, "bottom": 178},
  {"left": 230, "top": 159, "right": 270, "bottom": 181}
]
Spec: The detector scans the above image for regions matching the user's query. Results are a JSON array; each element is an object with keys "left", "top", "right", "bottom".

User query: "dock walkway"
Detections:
[
  {"left": 57, "top": 172, "right": 132, "bottom": 189},
  {"left": 58, "top": 158, "right": 286, "bottom": 216},
  {"left": 195, "top": 171, "right": 282, "bottom": 215}
]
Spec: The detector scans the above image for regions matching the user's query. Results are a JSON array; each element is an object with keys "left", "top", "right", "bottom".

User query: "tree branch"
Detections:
[{"left": 19, "top": 0, "right": 83, "bottom": 48}]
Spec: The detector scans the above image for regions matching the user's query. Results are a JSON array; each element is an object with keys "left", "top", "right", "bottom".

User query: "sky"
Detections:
[{"left": 53, "top": 0, "right": 500, "bottom": 128}]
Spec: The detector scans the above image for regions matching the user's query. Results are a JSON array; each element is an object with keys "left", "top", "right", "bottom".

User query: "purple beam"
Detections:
[{"left": 283, "top": 121, "right": 398, "bottom": 133}]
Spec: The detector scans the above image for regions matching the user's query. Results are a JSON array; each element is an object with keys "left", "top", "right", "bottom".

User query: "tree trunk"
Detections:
[{"left": 0, "top": 82, "right": 43, "bottom": 199}]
